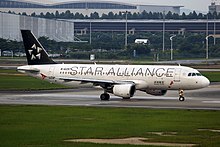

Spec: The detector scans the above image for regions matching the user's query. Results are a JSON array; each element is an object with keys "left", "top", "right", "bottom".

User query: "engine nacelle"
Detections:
[
  {"left": 113, "top": 84, "right": 136, "bottom": 98},
  {"left": 145, "top": 89, "right": 167, "bottom": 96}
]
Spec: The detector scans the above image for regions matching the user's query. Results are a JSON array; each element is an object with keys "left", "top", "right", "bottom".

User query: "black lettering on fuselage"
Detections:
[
  {"left": 79, "top": 67, "right": 86, "bottom": 75},
  {"left": 131, "top": 68, "right": 135, "bottom": 76},
  {"left": 67, "top": 66, "right": 177, "bottom": 78},
  {"left": 86, "top": 67, "right": 93, "bottom": 75},
  {"left": 155, "top": 68, "right": 165, "bottom": 77},
  {"left": 107, "top": 67, "right": 115, "bottom": 76},
  {"left": 124, "top": 68, "right": 130, "bottom": 76},
  {"left": 135, "top": 68, "right": 143, "bottom": 76},
  {"left": 95, "top": 67, "right": 103, "bottom": 76},
  {"left": 166, "top": 68, "right": 175, "bottom": 77},
  {"left": 117, "top": 68, "right": 123, "bottom": 76},
  {"left": 145, "top": 68, "right": 155, "bottom": 77},
  {"left": 70, "top": 66, "right": 78, "bottom": 75}
]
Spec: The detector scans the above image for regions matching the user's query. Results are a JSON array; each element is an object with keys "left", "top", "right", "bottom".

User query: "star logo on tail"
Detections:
[{"left": 28, "top": 44, "right": 43, "bottom": 60}]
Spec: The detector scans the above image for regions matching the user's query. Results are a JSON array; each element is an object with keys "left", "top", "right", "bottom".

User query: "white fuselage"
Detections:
[{"left": 17, "top": 64, "right": 210, "bottom": 91}]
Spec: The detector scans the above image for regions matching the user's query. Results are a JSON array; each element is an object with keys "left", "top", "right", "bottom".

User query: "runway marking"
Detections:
[{"left": 203, "top": 101, "right": 220, "bottom": 104}]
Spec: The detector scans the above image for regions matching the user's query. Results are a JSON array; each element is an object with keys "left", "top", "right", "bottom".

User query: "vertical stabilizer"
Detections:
[{"left": 21, "top": 30, "right": 56, "bottom": 65}]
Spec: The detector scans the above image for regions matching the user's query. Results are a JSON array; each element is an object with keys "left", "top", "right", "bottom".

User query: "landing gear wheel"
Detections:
[
  {"left": 178, "top": 89, "right": 185, "bottom": 102},
  {"left": 179, "top": 96, "right": 185, "bottom": 101},
  {"left": 100, "top": 93, "right": 110, "bottom": 101}
]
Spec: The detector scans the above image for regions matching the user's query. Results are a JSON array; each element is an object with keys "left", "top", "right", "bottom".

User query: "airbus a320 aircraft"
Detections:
[{"left": 17, "top": 30, "right": 210, "bottom": 101}]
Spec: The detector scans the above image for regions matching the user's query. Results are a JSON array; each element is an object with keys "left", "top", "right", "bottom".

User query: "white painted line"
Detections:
[{"left": 202, "top": 101, "right": 220, "bottom": 104}]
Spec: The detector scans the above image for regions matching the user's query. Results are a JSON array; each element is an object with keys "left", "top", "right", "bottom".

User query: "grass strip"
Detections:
[
  {"left": 0, "top": 75, "right": 66, "bottom": 90},
  {"left": 0, "top": 105, "right": 220, "bottom": 147},
  {"left": 201, "top": 71, "right": 220, "bottom": 82}
]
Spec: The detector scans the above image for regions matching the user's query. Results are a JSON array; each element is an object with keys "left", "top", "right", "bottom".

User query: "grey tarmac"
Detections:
[{"left": 0, "top": 84, "right": 220, "bottom": 110}]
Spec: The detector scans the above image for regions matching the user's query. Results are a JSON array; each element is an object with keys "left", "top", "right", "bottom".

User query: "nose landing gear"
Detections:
[{"left": 179, "top": 89, "right": 185, "bottom": 101}]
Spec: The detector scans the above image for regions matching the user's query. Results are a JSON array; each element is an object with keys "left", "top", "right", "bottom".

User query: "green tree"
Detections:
[
  {"left": 55, "top": 11, "right": 60, "bottom": 18},
  {"left": 127, "top": 43, "right": 150, "bottom": 56},
  {"left": 90, "top": 12, "right": 99, "bottom": 19},
  {"left": 107, "top": 12, "right": 114, "bottom": 19},
  {"left": 31, "top": 12, "right": 36, "bottom": 17},
  {"left": 166, "top": 11, "right": 173, "bottom": 19},
  {"left": 21, "top": 12, "right": 27, "bottom": 16},
  {"left": 141, "top": 11, "right": 148, "bottom": 19},
  {"left": 64, "top": 10, "right": 71, "bottom": 19},
  {"left": 181, "top": 12, "right": 186, "bottom": 19}
]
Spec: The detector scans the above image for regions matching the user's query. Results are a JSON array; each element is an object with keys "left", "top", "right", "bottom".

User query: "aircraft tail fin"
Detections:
[{"left": 21, "top": 30, "right": 56, "bottom": 65}]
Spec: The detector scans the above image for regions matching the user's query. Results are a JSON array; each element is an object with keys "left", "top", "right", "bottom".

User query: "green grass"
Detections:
[
  {"left": 0, "top": 69, "right": 66, "bottom": 90},
  {"left": 0, "top": 75, "right": 67, "bottom": 90},
  {"left": 0, "top": 105, "right": 220, "bottom": 147},
  {"left": 201, "top": 71, "right": 220, "bottom": 82}
]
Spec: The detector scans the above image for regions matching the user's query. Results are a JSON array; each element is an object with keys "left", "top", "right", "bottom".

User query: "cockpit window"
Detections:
[
  {"left": 188, "top": 72, "right": 202, "bottom": 77},
  {"left": 196, "top": 73, "right": 202, "bottom": 76}
]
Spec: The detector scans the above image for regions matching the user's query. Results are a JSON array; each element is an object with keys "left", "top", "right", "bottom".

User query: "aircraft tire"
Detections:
[
  {"left": 100, "top": 93, "right": 110, "bottom": 101},
  {"left": 179, "top": 96, "right": 185, "bottom": 101}
]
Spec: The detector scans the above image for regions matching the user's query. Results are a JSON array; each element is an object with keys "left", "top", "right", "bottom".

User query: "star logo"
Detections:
[{"left": 29, "top": 44, "right": 43, "bottom": 60}]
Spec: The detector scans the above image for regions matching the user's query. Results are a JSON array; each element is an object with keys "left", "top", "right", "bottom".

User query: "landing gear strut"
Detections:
[
  {"left": 179, "top": 89, "right": 185, "bottom": 101},
  {"left": 100, "top": 93, "right": 110, "bottom": 101}
]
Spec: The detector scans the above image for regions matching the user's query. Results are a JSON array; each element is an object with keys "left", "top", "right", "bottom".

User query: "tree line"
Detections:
[
  {"left": 1, "top": 32, "right": 220, "bottom": 60},
  {"left": 8, "top": 10, "right": 220, "bottom": 20}
]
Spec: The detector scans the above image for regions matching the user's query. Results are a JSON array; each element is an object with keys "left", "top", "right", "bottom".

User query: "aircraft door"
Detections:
[
  {"left": 174, "top": 68, "right": 181, "bottom": 82},
  {"left": 49, "top": 66, "right": 55, "bottom": 78}
]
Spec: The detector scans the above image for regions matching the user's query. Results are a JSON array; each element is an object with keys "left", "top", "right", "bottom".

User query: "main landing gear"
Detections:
[
  {"left": 179, "top": 89, "right": 185, "bottom": 101},
  {"left": 100, "top": 93, "right": 110, "bottom": 101}
]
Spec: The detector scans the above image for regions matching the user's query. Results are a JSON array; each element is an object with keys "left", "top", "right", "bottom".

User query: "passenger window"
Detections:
[
  {"left": 192, "top": 73, "right": 196, "bottom": 76},
  {"left": 188, "top": 73, "right": 192, "bottom": 76}
]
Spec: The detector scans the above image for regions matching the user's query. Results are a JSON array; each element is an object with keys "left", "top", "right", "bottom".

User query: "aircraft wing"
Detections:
[{"left": 58, "top": 77, "right": 134, "bottom": 85}]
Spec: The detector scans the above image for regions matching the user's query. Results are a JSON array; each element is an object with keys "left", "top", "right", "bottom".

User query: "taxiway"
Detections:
[{"left": 0, "top": 84, "right": 220, "bottom": 110}]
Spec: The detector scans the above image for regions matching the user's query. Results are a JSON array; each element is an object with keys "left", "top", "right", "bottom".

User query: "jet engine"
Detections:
[
  {"left": 113, "top": 84, "right": 136, "bottom": 98},
  {"left": 145, "top": 89, "right": 167, "bottom": 96}
]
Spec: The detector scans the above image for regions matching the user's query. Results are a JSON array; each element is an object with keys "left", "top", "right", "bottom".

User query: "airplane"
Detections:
[{"left": 17, "top": 30, "right": 210, "bottom": 101}]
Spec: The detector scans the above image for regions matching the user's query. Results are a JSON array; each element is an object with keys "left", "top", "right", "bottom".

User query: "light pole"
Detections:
[
  {"left": 89, "top": 20, "right": 92, "bottom": 44},
  {"left": 206, "top": 14, "right": 209, "bottom": 37},
  {"left": 124, "top": 11, "right": 128, "bottom": 49},
  {"left": 206, "top": 35, "right": 210, "bottom": 60},
  {"left": 206, "top": 34, "right": 220, "bottom": 60},
  {"left": 162, "top": 11, "right": 165, "bottom": 52},
  {"left": 170, "top": 35, "right": 176, "bottom": 61},
  {"left": 122, "top": 11, "right": 129, "bottom": 49},
  {"left": 214, "top": 15, "right": 216, "bottom": 45}
]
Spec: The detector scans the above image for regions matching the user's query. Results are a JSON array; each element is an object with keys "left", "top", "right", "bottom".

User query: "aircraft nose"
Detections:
[{"left": 201, "top": 76, "right": 210, "bottom": 87}]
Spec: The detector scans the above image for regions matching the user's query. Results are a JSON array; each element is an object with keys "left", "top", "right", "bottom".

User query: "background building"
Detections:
[
  {"left": 0, "top": 12, "right": 74, "bottom": 41},
  {"left": 1, "top": 11, "right": 219, "bottom": 42},
  {"left": 209, "top": 0, "right": 220, "bottom": 13},
  {"left": 0, "top": 0, "right": 183, "bottom": 15}
]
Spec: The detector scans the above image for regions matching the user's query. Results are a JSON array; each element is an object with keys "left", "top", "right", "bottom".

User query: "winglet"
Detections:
[{"left": 21, "top": 30, "right": 56, "bottom": 65}]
